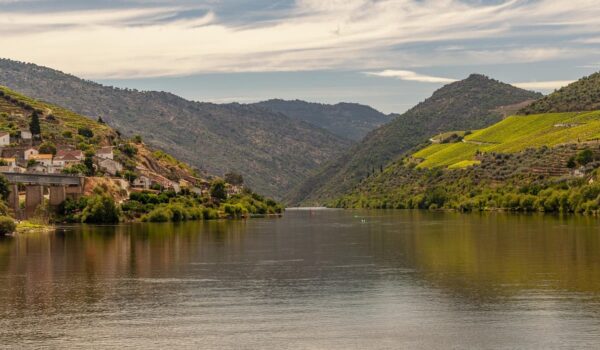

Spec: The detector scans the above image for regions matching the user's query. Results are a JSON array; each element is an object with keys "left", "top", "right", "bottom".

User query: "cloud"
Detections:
[
  {"left": 1, "top": 0, "right": 600, "bottom": 78},
  {"left": 512, "top": 80, "right": 575, "bottom": 90},
  {"left": 365, "top": 70, "right": 457, "bottom": 83}
]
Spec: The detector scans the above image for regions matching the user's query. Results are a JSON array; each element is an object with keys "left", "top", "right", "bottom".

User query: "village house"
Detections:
[
  {"left": 97, "top": 146, "right": 114, "bottom": 160},
  {"left": 24, "top": 147, "right": 39, "bottom": 160},
  {"left": 0, "top": 158, "right": 19, "bottom": 172},
  {"left": 98, "top": 158, "right": 123, "bottom": 176},
  {"left": 56, "top": 149, "right": 84, "bottom": 161},
  {"left": 0, "top": 132, "right": 10, "bottom": 146},
  {"left": 132, "top": 175, "right": 152, "bottom": 189},
  {"left": 29, "top": 154, "right": 53, "bottom": 167},
  {"left": 53, "top": 154, "right": 81, "bottom": 167},
  {"left": 20, "top": 128, "right": 32, "bottom": 140}
]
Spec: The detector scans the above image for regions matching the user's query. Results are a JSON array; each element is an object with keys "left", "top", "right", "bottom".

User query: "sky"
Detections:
[{"left": 1, "top": 0, "right": 600, "bottom": 113}]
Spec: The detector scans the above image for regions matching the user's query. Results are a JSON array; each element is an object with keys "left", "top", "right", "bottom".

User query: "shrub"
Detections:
[
  {"left": 78, "top": 127, "right": 94, "bottom": 138},
  {"left": 210, "top": 180, "right": 227, "bottom": 201},
  {"left": 38, "top": 141, "right": 57, "bottom": 155},
  {"left": 0, "top": 216, "right": 16, "bottom": 235},
  {"left": 576, "top": 149, "right": 593, "bottom": 165},
  {"left": 143, "top": 207, "right": 172, "bottom": 222},
  {"left": 80, "top": 194, "right": 120, "bottom": 223}
]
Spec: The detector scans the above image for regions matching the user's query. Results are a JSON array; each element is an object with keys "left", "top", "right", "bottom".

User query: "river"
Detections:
[{"left": 1, "top": 210, "right": 600, "bottom": 349}]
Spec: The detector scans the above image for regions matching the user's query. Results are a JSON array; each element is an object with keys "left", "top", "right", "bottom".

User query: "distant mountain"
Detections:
[
  {"left": 288, "top": 74, "right": 543, "bottom": 205},
  {"left": 0, "top": 58, "right": 351, "bottom": 199},
  {"left": 253, "top": 99, "right": 389, "bottom": 141},
  {"left": 520, "top": 72, "right": 600, "bottom": 114}
]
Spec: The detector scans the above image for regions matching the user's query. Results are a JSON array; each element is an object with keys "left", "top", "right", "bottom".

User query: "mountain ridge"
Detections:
[
  {"left": 253, "top": 99, "right": 390, "bottom": 141},
  {"left": 287, "top": 74, "right": 543, "bottom": 205},
  {"left": 0, "top": 58, "right": 351, "bottom": 199}
]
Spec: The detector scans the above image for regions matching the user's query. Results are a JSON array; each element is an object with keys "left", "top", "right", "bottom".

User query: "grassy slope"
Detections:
[
  {"left": 0, "top": 86, "right": 115, "bottom": 144},
  {"left": 415, "top": 111, "right": 600, "bottom": 169}
]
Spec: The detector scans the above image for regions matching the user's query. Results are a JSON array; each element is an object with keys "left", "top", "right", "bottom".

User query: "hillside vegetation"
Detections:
[
  {"left": 0, "top": 85, "right": 283, "bottom": 224},
  {"left": 0, "top": 58, "right": 350, "bottom": 199},
  {"left": 288, "top": 74, "right": 542, "bottom": 205},
  {"left": 334, "top": 72, "right": 600, "bottom": 215},
  {"left": 413, "top": 111, "right": 600, "bottom": 169},
  {"left": 254, "top": 99, "right": 389, "bottom": 141},
  {"left": 520, "top": 72, "right": 600, "bottom": 114}
]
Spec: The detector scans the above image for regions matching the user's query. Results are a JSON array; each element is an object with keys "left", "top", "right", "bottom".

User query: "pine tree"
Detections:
[{"left": 29, "top": 111, "right": 41, "bottom": 136}]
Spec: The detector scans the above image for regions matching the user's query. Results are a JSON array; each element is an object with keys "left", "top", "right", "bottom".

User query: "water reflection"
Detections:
[{"left": 1, "top": 211, "right": 600, "bottom": 348}]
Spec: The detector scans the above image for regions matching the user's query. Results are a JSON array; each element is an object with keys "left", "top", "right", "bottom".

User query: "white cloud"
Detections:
[
  {"left": 0, "top": 0, "right": 600, "bottom": 78},
  {"left": 365, "top": 70, "right": 457, "bottom": 83},
  {"left": 512, "top": 80, "right": 575, "bottom": 90}
]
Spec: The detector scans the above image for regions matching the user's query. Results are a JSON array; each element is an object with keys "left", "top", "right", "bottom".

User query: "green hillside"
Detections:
[
  {"left": 332, "top": 72, "right": 600, "bottom": 215},
  {"left": 287, "top": 74, "right": 542, "bottom": 205},
  {"left": 520, "top": 72, "right": 600, "bottom": 114},
  {"left": 414, "top": 111, "right": 600, "bottom": 169}
]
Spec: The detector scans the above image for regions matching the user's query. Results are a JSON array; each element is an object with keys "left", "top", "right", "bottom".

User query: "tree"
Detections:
[
  {"left": 78, "top": 127, "right": 94, "bottom": 138},
  {"left": 80, "top": 194, "right": 120, "bottom": 223},
  {"left": 38, "top": 141, "right": 57, "bottom": 155},
  {"left": 98, "top": 117, "right": 105, "bottom": 124},
  {"left": 224, "top": 172, "right": 244, "bottom": 186},
  {"left": 132, "top": 135, "right": 143, "bottom": 144},
  {"left": 0, "top": 174, "right": 9, "bottom": 200},
  {"left": 84, "top": 154, "right": 95, "bottom": 176},
  {"left": 29, "top": 111, "right": 41, "bottom": 136},
  {"left": 576, "top": 149, "right": 593, "bottom": 165},
  {"left": 122, "top": 170, "right": 137, "bottom": 183},
  {"left": 119, "top": 143, "right": 137, "bottom": 157},
  {"left": 210, "top": 179, "right": 227, "bottom": 201}
]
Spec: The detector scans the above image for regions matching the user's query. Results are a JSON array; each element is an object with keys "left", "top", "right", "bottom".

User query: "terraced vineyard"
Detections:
[{"left": 414, "top": 111, "right": 600, "bottom": 168}]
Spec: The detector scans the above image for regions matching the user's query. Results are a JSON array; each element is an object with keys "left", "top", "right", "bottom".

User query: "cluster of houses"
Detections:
[{"left": 0, "top": 129, "right": 223, "bottom": 195}]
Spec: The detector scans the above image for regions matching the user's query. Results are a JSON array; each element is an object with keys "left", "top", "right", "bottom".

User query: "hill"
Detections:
[
  {"left": 0, "top": 58, "right": 351, "bottom": 199},
  {"left": 520, "top": 72, "right": 600, "bottom": 114},
  {"left": 0, "top": 85, "right": 201, "bottom": 188},
  {"left": 288, "top": 74, "right": 542, "bottom": 205},
  {"left": 334, "top": 72, "right": 600, "bottom": 214},
  {"left": 253, "top": 99, "right": 389, "bottom": 141},
  {"left": 0, "top": 85, "right": 284, "bottom": 223}
]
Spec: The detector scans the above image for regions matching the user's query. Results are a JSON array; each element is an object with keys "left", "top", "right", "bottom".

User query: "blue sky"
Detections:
[{"left": 1, "top": 0, "right": 600, "bottom": 113}]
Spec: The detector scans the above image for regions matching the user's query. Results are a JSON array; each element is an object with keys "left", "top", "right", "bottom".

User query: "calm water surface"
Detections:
[{"left": 1, "top": 210, "right": 600, "bottom": 349}]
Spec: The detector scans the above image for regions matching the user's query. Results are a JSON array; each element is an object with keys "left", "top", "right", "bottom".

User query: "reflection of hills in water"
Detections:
[{"left": 1, "top": 212, "right": 600, "bottom": 312}]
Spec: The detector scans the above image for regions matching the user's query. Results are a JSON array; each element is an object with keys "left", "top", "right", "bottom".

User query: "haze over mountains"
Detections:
[{"left": 288, "top": 74, "right": 543, "bottom": 205}]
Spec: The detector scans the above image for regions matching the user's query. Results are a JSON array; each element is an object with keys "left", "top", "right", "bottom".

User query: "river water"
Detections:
[{"left": 1, "top": 210, "right": 600, "bottom": 349}]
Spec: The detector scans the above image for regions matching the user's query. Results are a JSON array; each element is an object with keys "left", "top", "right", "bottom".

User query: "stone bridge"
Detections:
[{"left": 2, "top": 172, "right": 85, "bottom": 219}]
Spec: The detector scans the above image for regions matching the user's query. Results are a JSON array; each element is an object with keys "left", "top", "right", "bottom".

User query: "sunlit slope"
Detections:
[{"left": 414, "top": 110, "right": 600, "bottom": 168}]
